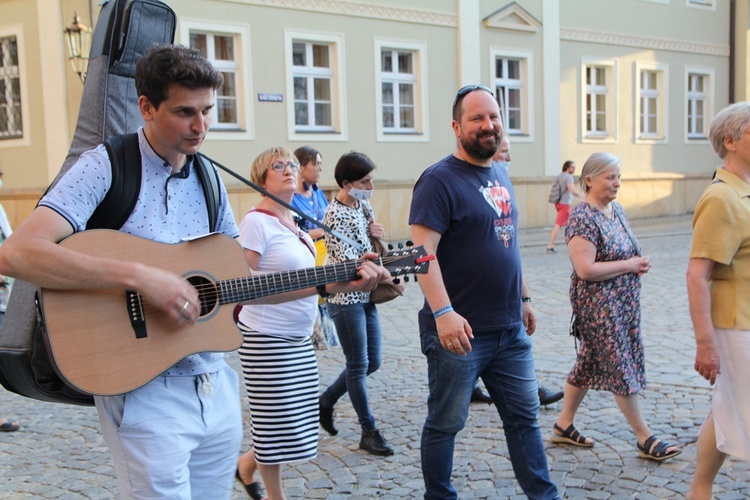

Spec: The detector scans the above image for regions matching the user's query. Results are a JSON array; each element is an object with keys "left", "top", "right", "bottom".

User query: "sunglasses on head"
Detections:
[{"left": 452, "top": 85, "right": 494, "bottom": 110}]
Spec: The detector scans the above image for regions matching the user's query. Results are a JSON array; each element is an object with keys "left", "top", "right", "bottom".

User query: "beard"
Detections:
[{"left": 460, "top": 130, "right": 501, "bottom": 159}]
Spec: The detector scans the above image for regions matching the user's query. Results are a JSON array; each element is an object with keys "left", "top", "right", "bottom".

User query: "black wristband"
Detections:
[
  {"left": 316, "top": 284, "right": 331, "bottom": 298},
  {"left": 521, "top": 296, "right": 532, "bottom": 303}
]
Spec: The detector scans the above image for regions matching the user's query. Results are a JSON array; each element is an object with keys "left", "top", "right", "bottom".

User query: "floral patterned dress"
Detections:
[{"left": 565, "top": 201, "right": 645, "bottom": 396}]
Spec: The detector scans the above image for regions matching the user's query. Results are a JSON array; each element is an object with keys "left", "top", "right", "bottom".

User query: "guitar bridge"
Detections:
[{"left": 126, "top": 290, "right": 147, "bottom": 339}]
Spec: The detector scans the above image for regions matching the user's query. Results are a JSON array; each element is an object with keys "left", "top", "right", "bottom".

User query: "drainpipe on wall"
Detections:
[{"left": 730, "top": 0, "right": 735, "bottom": 103}]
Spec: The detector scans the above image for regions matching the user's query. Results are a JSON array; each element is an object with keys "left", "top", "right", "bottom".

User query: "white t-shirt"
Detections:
[{"left": 237, "top": 210, "right": 317, "bottom": 338}]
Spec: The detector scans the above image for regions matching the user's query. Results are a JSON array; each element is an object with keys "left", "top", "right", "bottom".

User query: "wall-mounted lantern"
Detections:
[{"left": 63, "top": 12, "right": 93, "bottom": 83}]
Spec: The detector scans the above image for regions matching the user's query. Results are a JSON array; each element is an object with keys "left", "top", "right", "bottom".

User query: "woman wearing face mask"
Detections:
[{"left": 318, "top": 151, "right": 395, "bottom": 456}]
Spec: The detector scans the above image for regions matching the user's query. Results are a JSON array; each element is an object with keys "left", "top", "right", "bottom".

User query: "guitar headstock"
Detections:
[{"left": 381, "top": 244, "right": 434, "bottom": 279}]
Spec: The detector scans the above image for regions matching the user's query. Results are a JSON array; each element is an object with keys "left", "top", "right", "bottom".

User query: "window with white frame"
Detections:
[
  {"left": 381, "top": 49, "right": 415, "bottom": 132},
  {"left": 686, "top": 68, "right": 713, "bottom": 141},
  {"left": 285, "top": 31, "right": 346, "bottom": 141},
  {"left": 491, "top": 50, "right": 532, "bottom": 137},
  {"left": 292, "top": 41, "right": 334, "bottom": 131},
  {"left": 374, "top": 39, "right": 428, "bottom": 141},
  {"left": 635, "top": 63, "right": 668, "bottom": 142},
  {"left": 0, "top": 35, "right": 22, "bottom": 140},
  {"left": 495, "top": 58, "right": 522, "bottom": 133},
  {"left": 582, "top": 60, "right": 617, "bottom": 142},
  {"left": 586, "top": 66, "right": 608, "bottom": 135},
  {"left": 640, "top": 71, "right": 659, "bottom": 135},
  {"left": 180, "top": 20, "right": 252, "bottom": 140},
  {"left": 189, "top": 32, "right": 240, "bottom": 130}
]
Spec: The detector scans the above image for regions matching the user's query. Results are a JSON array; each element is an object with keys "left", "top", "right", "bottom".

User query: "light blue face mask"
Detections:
[
  {"left": 496, "top": 161, "right": 510, "bottom": 171},
  {"left": 348, "top": 187, "right": 373, "bottom": 201}
]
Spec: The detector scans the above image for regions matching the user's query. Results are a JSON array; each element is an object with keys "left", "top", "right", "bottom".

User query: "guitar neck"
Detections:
[{"left": 217, "top": 259, "right": 366, "bottom": 304}]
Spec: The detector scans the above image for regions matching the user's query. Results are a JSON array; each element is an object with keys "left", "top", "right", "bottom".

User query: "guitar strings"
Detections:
[
  {"left": 129, "top": 252, "right": 422, "bottom": 311},
  {"left": 181, "top": 253, "right": 414, "bottom": 293}
]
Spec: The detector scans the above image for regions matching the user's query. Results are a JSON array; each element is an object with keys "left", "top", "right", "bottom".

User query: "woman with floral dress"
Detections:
[{"left": 550, "top": 152, "right": 681, "bottom": 461}]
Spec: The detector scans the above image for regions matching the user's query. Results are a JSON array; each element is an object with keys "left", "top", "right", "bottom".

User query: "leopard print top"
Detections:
[{"left": 322, "top": 198, "right": 375, "bottom": 305}]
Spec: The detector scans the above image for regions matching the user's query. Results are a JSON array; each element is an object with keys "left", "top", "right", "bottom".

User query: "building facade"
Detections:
[{"left": 0, "top": 0, "right": 741, "bottom": 239}]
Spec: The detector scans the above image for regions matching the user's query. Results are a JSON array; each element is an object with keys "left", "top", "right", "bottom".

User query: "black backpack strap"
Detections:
[
  {"left": 88, "top": 133, "right": 142, "bottom": 230},
  {"left": 195, "top": 153, "right": 222, "bottom": 232}
]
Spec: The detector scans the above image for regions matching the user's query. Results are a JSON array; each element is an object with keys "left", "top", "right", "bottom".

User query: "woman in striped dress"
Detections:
[{"left": 235, "top": 147, "right": 385, "bottom": 500}]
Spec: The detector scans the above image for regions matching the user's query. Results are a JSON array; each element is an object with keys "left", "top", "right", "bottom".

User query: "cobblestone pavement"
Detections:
[{"left": 2, "top": 215, "right": 750, "bottom": 498}]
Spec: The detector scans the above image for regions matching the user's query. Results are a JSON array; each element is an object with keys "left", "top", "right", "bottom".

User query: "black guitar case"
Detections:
[{"left": 0, "top": 0, "right": 176, "bottom": 405}]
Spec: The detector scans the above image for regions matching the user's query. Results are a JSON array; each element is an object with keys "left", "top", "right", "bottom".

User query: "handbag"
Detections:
[{"left": 361, "top": 204, "right": 406, "bottom": 304}]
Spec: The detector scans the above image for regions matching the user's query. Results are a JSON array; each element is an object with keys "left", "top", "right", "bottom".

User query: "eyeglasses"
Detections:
[
  {"left": 269, "top": 161, "right": 300, "bottom": 173},
  {"left": 452, "top": 84, "right": 494, "bottom": 111}
]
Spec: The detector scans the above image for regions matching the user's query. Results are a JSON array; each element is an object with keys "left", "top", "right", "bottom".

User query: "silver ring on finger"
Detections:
[{"left": 182, "top": 300, "right": 190, "bottom": 312}]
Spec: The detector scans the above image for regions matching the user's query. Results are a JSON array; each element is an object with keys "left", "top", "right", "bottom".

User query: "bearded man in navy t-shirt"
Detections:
[{"left": 409, "top": 85, "right": 559, "bottom": 500}]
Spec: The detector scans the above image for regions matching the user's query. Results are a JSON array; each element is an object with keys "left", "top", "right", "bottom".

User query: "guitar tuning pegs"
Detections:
[
  {"left": 403, "top": 276, "right": 410, "bottom": 283},
  {"left": 393, "top": 278, "right": 401, "bottom": 285},
  {"left": 397, "top": 242, "right": 404, "bottom": 249},
  {"left": 414, "top": 275, "right": 418, "bottom": 282},
  {"left": 406, "top": 240, "right": 414, "bottom": 247},
  {"left": 387, "top": 243, "right": 394, "bottom": 250}
]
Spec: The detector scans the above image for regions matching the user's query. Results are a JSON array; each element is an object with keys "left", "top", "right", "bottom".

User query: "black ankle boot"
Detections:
[
  {"left": 319, "top": 399, "right": 338, "bottom": 436},
  {"left": 360, "top": 429, "right": 394, "bottom": 456}
]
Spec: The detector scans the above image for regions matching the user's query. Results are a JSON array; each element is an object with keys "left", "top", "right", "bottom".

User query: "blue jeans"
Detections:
[
  {"left": 321, "top": 301, "right": 382, "bottom": 432},
  {"left": 419, "top": 319, "right": 559, "bottom": 500}
]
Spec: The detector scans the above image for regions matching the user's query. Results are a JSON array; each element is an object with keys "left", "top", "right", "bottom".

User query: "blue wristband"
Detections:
[{"left": 433, "top": 305, "right": 453, "bottom": 319}]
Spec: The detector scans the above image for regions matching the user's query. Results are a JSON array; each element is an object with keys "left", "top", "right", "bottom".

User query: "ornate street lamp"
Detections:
[{"left": 63, "top": 12, "right": 93, "bottom": 83}]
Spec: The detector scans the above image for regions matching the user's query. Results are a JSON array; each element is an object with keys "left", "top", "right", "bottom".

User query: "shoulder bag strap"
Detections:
[
  {"left": 614, "top": 204, "right": 641, "bottom": 257},
  {"left": 247, "top": 208, "right": 315, "bottom": 257},
  {"left": 89, "top": 132, "right": 141, "bottom": 230},
  {"left": 193, "top": 154, "right": 221, "bottom": 232}
]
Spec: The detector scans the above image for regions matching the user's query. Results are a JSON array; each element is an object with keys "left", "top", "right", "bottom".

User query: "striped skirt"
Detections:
[{"left": 237, "top": 329, "right": 319, "bottom": 465}]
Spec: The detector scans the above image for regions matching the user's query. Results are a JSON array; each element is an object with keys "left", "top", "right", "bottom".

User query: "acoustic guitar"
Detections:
[{"left": 37, "top": 229, "right": 432, "bottom": 396}]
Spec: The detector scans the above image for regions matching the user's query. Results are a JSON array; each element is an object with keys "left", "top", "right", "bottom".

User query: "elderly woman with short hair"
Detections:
[
  {"left": 550, "top": 152, "right": 681, "bottom": 462},
  {"left": 687, "top": 102, "right": 750, "bottom": 499}
]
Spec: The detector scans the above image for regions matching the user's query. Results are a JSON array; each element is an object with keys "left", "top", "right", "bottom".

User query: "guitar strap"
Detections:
[{"left": 204, "top": 154, "right": 366, "bottom": 253}]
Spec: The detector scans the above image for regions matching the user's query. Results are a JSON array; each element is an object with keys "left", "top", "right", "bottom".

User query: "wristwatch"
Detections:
[
  {"left": 316, "top": 284, "right": 331, "bottom": 298},
  {"left": 521, "top": 296, "right": 532, "bottom": 303}
]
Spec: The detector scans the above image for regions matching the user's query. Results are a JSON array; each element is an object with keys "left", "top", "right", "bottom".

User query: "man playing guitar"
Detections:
[{"left": 0, "top": 45, "right": 385, "bottom": 498}]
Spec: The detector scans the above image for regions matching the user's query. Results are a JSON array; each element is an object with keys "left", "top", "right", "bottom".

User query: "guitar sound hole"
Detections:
[{"left": 187, "top": 276, "right": 217, "bottom": 317}]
